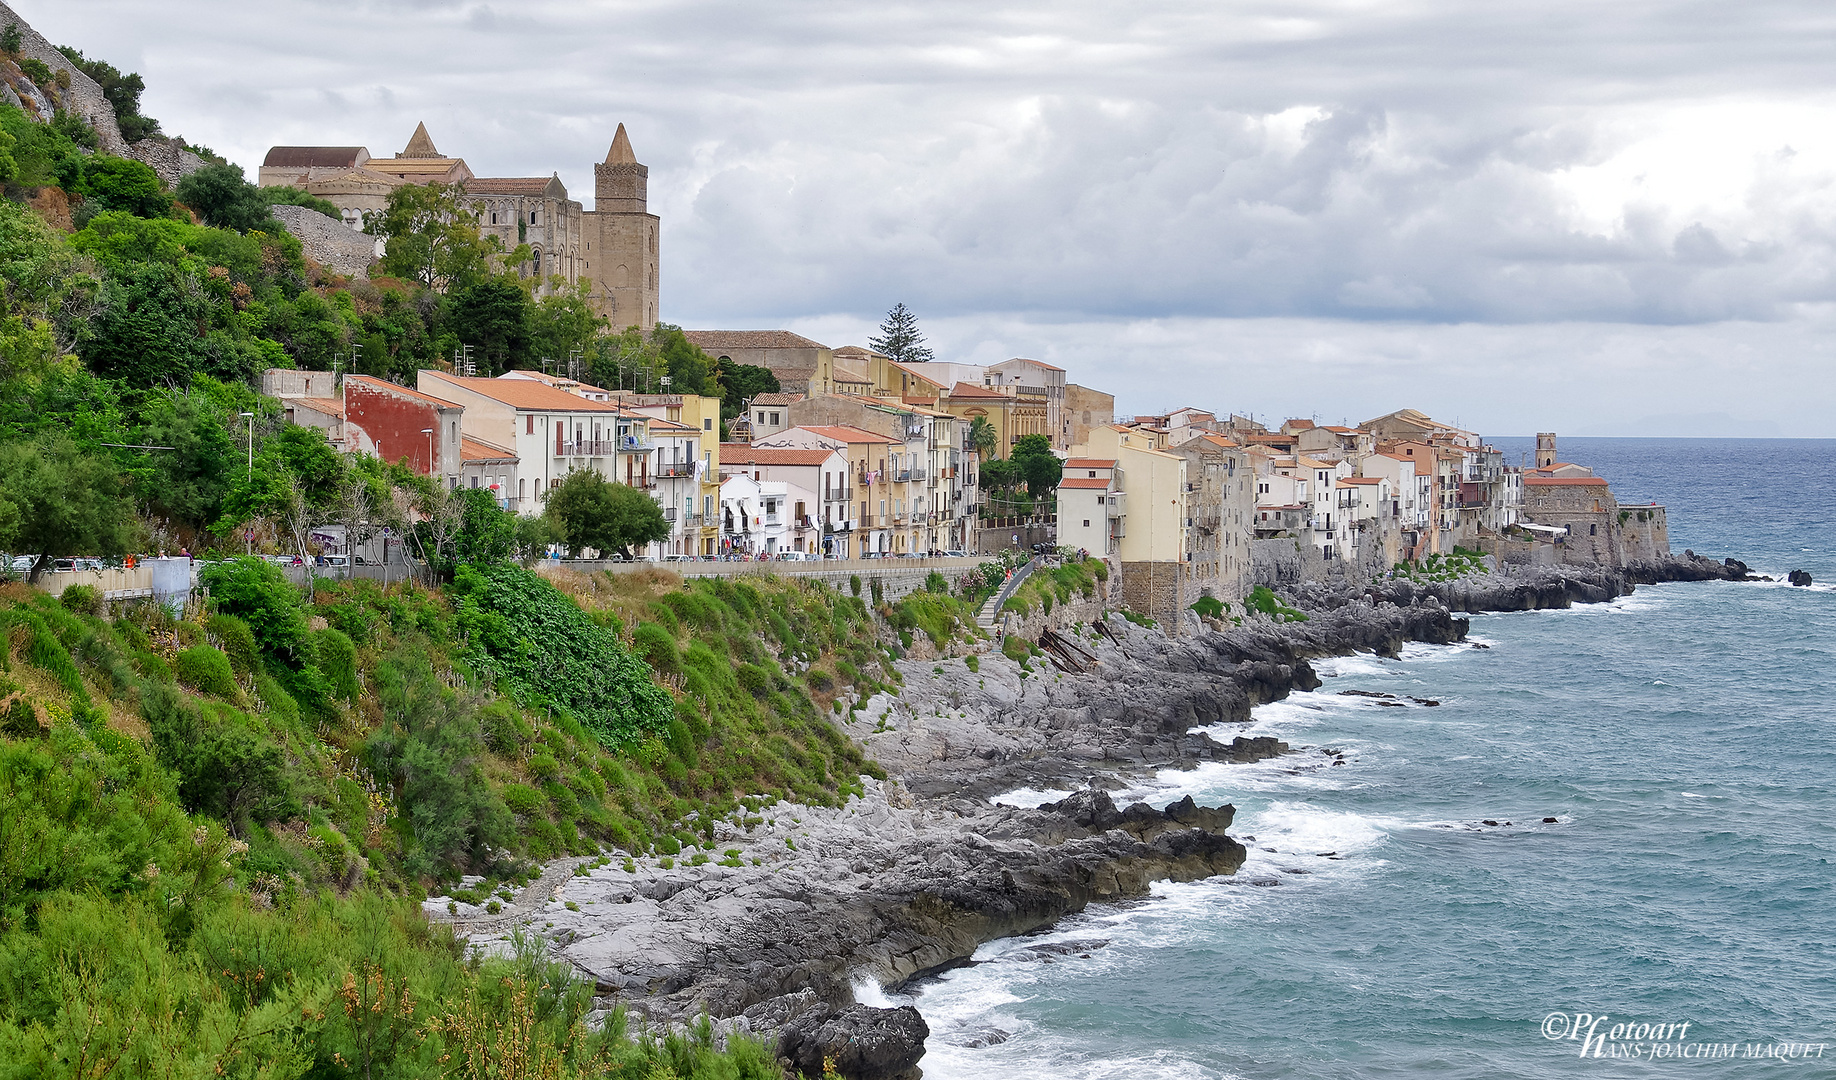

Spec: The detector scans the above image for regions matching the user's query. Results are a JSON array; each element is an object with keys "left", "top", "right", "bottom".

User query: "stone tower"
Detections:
[
  {"left": 584, "top": 124, "right": 660, "bottom": 330},
  {"left": 1536, "top": 432, "right": 1557, "bottom": 468}
]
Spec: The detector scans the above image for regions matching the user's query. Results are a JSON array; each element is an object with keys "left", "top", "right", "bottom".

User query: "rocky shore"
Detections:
[{"left": 449, "top": 547, "right": 1761, "bottom": 1079}]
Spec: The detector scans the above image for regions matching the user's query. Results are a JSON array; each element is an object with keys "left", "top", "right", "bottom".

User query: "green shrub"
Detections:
[
  {"left": 1, "top": 696, "right": 40, "bottom": 737},
  {"left": 964, "top": 655, "right": 979, "bottom": 673},
  {"left": 925, "top": 571, "right": 949, "bottom": 594},
  {"left": 870, "top": 578, "right": 884, "bottom": 605},
  {"left": 205, "top": 614, "right": 259, "bottom": 676},
  {"left": 174, "top": 645, "right": 238, "bottom": 698},
  {"left": 316, "top": 626, "right": 358, "bottom": 701},
  {"left": 631, "top": 622, "right": 680, "bottom": 674},
  {"left": 528, "top": 753, "right": 560, "bottom": 781},
  {"left": 1190, "top": 596, "right": 1225, "bottom": 619},
  {"left": 501, "top": 782, "right": 543, "bottom": 815},
  {"left": 849, "top": 574, "right": 862, "bottom": 597},
  {"left": 18, "top": 56, "right": 51, "bottom": 85},
  {"left": 59, "top": 585, "right": 102, "bottom": 616},
  {"left": 1001, "top": 635, "right": 1033, "bottom": 663}
]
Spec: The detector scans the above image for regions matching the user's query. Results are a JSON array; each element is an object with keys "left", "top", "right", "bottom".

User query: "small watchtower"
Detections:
[{"left": 1535, "top": 432, "right": 1557, "bottom": 468}]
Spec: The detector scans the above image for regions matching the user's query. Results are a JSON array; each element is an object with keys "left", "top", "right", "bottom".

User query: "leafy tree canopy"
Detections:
[
  {"left": 174, "top": 161, "right": 278, "bottom": 233},
  {"left": 543, "top": 469, "right": 670, "bottom": 560},
  {"left": 0, "top": 434, "right": 137, "bottom": 574},
  {"left": 371, "top": 181, "right": 522, "bottom": 292},
  {"left": 447, "top": 277, "right": 532, "bottom": 376},
  {"left": 55, "top": 44, "right": 160, "bottom": 142},
  {"left": 1013, "top": 432, "right": 1061, "bottom": 496},
  {"left": 74, "top": 155, "right": 172, "bottom": 220},
  {"left": 715, "top": 357, "right": 780, "bottom": 421}
]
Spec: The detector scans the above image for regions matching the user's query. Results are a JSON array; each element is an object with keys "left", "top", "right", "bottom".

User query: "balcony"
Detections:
[
  {"left": 1109, "top": 518, "right": 1127, "bottom": 539},
  {"left": 656, "top": 461, "right": 696, "bottom": 478},
  {"left": 764, "top": 513, "right": 782, "bottom": 526},
  {"left": 614, "top": 436, "right": 653, "bottom": 454},
  {"left": 892, "top": 468, "right": 912, "bottom": 482},
  {"left": 824, "top": 488, "right": 853, "bottom": 504},
  {"left": 557, "top": 439, "right": 614, "bottom": 456}
]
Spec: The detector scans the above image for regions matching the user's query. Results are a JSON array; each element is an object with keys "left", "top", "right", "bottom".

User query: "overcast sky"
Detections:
[{"left": 29, "top": 0, "right": 1836, "bottom": 436}]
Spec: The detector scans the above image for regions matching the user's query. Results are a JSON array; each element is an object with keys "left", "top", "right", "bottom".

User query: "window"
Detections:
[
  {"left": 469, "top": 475, "right": 479, "bottom": 488},
  {"left": 527, "top": 414, "right": 534, "bottom": 435},
  {"left": 1083, "top": 519, "right": 1091, "bottom": 528},
  {"left": 771, "top": 412, "right": 780, "bottom": 425},
  {"left": 530, "top": 210, "right": 539, "bottom": 225},
  {"left": 519, "top": 478, "right": 526, "bottom": 499},
  {"left": 1088, "top": 470, "right": 1097, "bottom": 478},
  {"left": 704, "top": 418, "right": 713, "bottom": 430}
]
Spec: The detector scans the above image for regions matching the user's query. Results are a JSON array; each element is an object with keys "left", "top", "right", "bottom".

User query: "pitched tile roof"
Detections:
[
  {"left": 290, "top": 397, "right": 345, "bottom": 419},
  {"left": 719, "top": 444, "right": 839, "bottom": 466},
  {"left": 1525, "top": 476, "right": 1610, "bottom": 486},
  {"left": 461, "top": 437, "right": 517, "bottom": 462},
  {"left": 1058, "top": 477, "right": 1114, "bottom": 490},
  {"left": 1065, "top": 458, "right": 1118, "bottom": 468},
  {"left": 263, "top": 146, "right": 368, "bottom": 168},
  {"left": 747, "top": 392, "right": 807, "bottom": 406},
  {"left": 682, "top": 330, "right": 829, "bottom": 351},
  {"left": 346, "top": 375, "right": 461, "bottom": 409},
  {"left": 788, "top": 425, "right": 901, "bottom": 445},
  {"left": 944, "top": 382, "right": 1010, "bottom": 400},
  {"left": 420, "top": 372, "right": 625, "bottom": 412}
]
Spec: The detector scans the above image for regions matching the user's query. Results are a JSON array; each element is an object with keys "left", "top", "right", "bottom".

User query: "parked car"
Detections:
[
  {"left": 662, "top": 554, "right": 692, "bottom": 563},
  {"left": 318, "top": 556, "right": 350, "bottom": 568},
  {"left": 942, "top": 550, "right": 969, "bottom": 559}
]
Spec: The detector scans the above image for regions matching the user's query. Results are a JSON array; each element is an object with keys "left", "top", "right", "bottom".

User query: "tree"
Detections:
[
  {"left": 260, "top": 185, "right": 342, "bottom": 221},
  {"left": 174, "top": 162, "right": 275, "bottom": 233},
  {"left": 1012, "top": 433, "right": 1061, "bottom": 497},
  {"left": 869, "top": 302, "right": 934, "bottom": 364},
  {"left": 543, "top": 470, "right": 669, "bottom": 559},
  {"left": 967, "top": 415, "right": 998, "bottom": 461},
  {"left": 75, "top": 155, "right": 172, "bottom": 219},
  {"left": 370, "top": 182, "right": 518, "bottom": 291},
  {"left": 79, "top": 262, "right": 210, "bottom": 388},
  {"left": 55, "top": 46, "right": 160, "bottom": 142},
  {"left": 527, "top": 278, "right": 605, "bottom": 370},
  {"left": 447, "top": 278, "right": 532, "bottom": 376},
  {"left": 714, "top": 357, "right": 780, "bottom": 422},
  {"left": 0, "top": 435, "right": 136, "bottom": 578}
]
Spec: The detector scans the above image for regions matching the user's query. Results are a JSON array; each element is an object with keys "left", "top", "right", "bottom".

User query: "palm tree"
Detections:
[{"left": 967, "top": 415, "right": 998, "bottom": 461}]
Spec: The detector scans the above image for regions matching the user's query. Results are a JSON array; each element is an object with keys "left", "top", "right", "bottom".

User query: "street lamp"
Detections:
[
  {"left": 421, "top": 429, "right": 434, "bottom": 483},
  {"left": 239, "top": 412, "right": 254, "bottom": 554}
]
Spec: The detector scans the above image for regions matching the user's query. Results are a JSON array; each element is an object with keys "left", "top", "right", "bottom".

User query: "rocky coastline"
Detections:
[{"left": 451, "top": 548, "right": 1762, "bottom": 1079}]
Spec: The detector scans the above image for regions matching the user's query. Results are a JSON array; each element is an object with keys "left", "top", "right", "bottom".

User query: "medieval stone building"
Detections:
[{"left": 259, "top": 122, "right": 659, "bottom": 328}]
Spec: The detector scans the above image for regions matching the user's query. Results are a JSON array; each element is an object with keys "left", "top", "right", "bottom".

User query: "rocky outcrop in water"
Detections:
[
  {"left": 1790, "top": 570, "right": 1813, "bottom": 587},
  {"left": 466, "top": 784, "right": 1244, "bottom": 1078}
]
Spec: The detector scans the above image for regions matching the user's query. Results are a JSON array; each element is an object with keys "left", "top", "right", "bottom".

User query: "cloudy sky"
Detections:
[{"left": 30, "top": 0, "right": 1836, "bottom": 436}]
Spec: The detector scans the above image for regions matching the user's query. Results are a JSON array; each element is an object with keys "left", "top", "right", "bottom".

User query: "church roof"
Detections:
[
  {"left": 263, "top": 146, "right": 369, "bottom": 168},
  {"left": 402, "top": 122, "right": 442, "bottom": 159},
  {"left": 467, "top": 176, "right": 568, "bottom": 198},
  {"left": 683, "top": 330, "right": 829, "bottom": 352},
  {"left": 605, "top": 123, "right": 638, "bottom": 164}
]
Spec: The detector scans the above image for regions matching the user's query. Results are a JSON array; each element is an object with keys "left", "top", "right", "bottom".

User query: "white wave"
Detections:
[{"left": 988, "top": 786, "right": 1076, "bottom": 808}]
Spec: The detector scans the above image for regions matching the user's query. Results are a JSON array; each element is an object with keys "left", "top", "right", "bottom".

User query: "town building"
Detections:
[
  {"left": 1057, "top": 458, "right": 1122, "bottom": 559},
  {"left": 718, "top": 444, "right": 848, "bottom": 555},
  {"left": 751, "top": 425, "right": 905, "bottom": 557},
  {"left": 1064, "top": 383, "right": 1116, "bottom": 450},
  {"left": 260, "top": 122, "right": 660, "bottom": 326},
  {"left": 1173, "top": 433, "right": 1254, "bottom": 602},
  {"left": 683, "top": 330, "right": 831, "bottom": 395},
  {"left": 342, "top": 375, "right": 466, "bottom": 489}
]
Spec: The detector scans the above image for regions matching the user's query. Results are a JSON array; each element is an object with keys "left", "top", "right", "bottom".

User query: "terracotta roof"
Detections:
[
  {"left": 263, "top": 146, "right": 367, "bottom": 168},
  {"left": 945, "top": 382, "right": 1011, "bottom": 400},
  {"left": 1337, "top": 477, "right": 1384, "bottom": 486},
  {"left": 997, "top": 356, "right": 1065, "bottom": 372},
  {"left": 1525, "top": 476, "right": 1610, "bottom": 487},
  {"left": 1065, "top": 458, "right": 1117, "bottom": 469},
  {"left": 499, "top": 370, "right": 613, "bottom": 395},
  {"left": 290, "top": 397, "right": 345, "bottom": 419},
  {"left": 719, "top": 444, "right": 838, "bottom": 467},
  {"left": 682, "top": 330, "right": 829, "bottom": 351},
  {"left": 1244, "top": 433, "right": 1294, "bottom": 444},
  {"left": 886, "top": 360, "right": 948, "bottom": 386},
  {"left": 645, "top": 418, "right": 695, "bottom": 432},
  {"left": 786, "top": 424, "right": 901, "bottom": 446},
  {"left": 748, "top": 392, "right": 806, "bottom": 406},
  {"left": 467, "top": 177, "right": 565, "bottom": 197},
  {"left": 1058, "top": 477, "right": 1114, "bottom": 490},
  {"left": 1294, "top": 455, "right": 1336, "bottom": 469},
  {"left": 831, "top": 345, "right": 887, "bottom": 359},
  {"left": 1197, "top": 434, "right": 1240, "bottom": 449},
  {"left": 346, "top": 375, "right": 461, "bottom": 409},
  {"left": 420, "top": 372, "right": 626, "bottom": 412},
  {"left": 1283, "top": 419, "right": 1316, "bottom": 430},
  {"left": 461, "top": 437, "right": 517, "bottom": 462}
]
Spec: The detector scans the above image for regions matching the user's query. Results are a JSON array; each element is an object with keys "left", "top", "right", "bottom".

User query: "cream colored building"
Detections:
[{"left": 1074, "top": 425, "right": 1191, "bottom": 627}]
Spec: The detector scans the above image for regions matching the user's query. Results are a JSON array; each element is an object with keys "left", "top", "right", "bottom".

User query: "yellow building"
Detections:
[
  {"left": 937, "top": 382, "right": 1049, "bottom": 456},
  {"left": 1074, "top": 425, "right": 1191, "bottom": 627}
]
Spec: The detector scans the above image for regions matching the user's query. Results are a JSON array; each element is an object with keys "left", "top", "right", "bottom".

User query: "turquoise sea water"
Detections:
[{"left": 904, "top": 438, "right": 1836, "bottom": 1078}]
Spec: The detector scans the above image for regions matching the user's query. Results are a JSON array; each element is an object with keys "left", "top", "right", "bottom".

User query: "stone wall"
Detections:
[
  {"left": 973, "top": 523, "right": 1052, "bottom": 555},
  {"left": 128, "top": 136, "right": 208, "bottom": 187},
  {"left": 1251, "top": 537, "right": 1328, "bottom": 588},
  {"left": 271, "top": 205, "right": 376, "bottom": 279},
  {"left": 1117, "top": 560, "right": 1190, "bottom": 633},
  {"left": 0, "top": 1, "right": 128, "bottom": 155}
]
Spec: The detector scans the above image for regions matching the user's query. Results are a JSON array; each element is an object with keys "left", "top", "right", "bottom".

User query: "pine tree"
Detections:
[{"left": 869, "top": 302, "right": 934, "bottom": 364}]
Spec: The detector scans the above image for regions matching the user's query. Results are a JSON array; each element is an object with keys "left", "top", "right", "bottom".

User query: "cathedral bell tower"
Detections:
[{"left": 585, "top": 123, "right": 660, "bottom": 330}]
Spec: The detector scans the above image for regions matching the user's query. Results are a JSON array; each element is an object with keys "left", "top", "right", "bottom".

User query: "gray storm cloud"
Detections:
[{"left": 24, "top": 0, "right": 1836, "bottom": 432}]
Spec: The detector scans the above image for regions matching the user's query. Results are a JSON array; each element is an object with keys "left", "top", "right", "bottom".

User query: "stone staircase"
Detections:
[{"left": 976, "top": 557, "right": 1041, "bottom": 631}]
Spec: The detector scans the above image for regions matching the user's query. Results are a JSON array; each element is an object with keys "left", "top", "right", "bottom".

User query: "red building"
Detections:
[{"left": 343, "top": 375, "right": 466, "bottom": 486}]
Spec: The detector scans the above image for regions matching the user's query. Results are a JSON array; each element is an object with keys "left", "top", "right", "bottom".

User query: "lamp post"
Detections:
[
  {"left": 422, "top": 429, "right": 434, "bottom": 485},
  {"left": 239, "top": 412, "right": 254, "bottom": 554}
]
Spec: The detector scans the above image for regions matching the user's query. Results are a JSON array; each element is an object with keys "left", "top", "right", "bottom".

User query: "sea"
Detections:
[{"left": 893, "top": 437, "right": 1836, "bottom": 1078}]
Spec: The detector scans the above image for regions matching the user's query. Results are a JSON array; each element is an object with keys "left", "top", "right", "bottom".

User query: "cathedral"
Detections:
[{"left": 259, "top": 123, "right": 660, "bottom": 329}]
